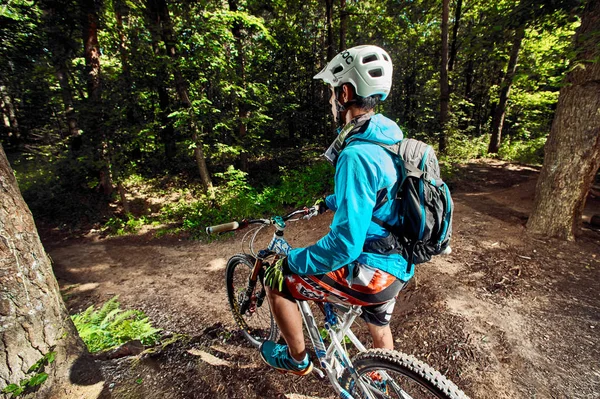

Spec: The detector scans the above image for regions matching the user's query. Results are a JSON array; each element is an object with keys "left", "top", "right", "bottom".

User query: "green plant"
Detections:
[
  {"left": 71, "top": 297, "right": 161, "bottom": 353},
  {"left": 497, "top": 137, "right": 546, "bottom": 165},
  {"left": 103, "top": 214, "right": 150, "bottom": 236},
  {"left": 2, "top": 351, "right": 56, "bottom": 397}
]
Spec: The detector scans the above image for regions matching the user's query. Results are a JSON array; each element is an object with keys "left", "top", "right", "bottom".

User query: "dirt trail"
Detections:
[{"left": 47, "top": 161, "right": 600, "bottom": 399}]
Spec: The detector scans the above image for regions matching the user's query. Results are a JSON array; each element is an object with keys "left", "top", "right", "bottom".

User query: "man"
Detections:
[{"left": 261, "top": 45, "right": 413, "bottom": 375}]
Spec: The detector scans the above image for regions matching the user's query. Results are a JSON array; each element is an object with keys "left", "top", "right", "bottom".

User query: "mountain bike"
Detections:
[{"left": 207, "top": 207, "right": 470, "bottom": 399}]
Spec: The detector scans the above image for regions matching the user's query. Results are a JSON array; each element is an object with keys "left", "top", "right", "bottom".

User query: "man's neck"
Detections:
[{"left": 344, "top": 106, "right": 374, "bottom": 125}]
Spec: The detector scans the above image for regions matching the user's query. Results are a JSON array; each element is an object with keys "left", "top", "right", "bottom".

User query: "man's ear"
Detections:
[{"left": 342, "top": 83, "right": 354, "bottom": 103}]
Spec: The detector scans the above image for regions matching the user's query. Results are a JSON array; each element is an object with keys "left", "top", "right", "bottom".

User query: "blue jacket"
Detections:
[{"left": 287, "top": 114, "right": 414, "bottom": 282}]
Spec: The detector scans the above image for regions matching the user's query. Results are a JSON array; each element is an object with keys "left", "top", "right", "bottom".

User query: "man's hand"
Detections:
[
  {"left": 264, "top": 257, "right": 290, "bottom": 292},
  {"left": 314, "top": 197, "right": 329, "bottom": 214}
]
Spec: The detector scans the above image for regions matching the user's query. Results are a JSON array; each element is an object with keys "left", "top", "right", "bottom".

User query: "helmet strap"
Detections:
[{"left": 334, "top": 85, "right": 356, "bottom": 125}]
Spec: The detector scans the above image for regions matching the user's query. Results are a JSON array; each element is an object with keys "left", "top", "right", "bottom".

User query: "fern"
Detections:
[{"left": 71, "top": 297, "right": 161, "bottom": 353}]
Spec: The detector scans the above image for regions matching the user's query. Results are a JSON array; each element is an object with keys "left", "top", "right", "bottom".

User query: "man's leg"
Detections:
[
  {"left": 362, "top": 297, "right": 398, "bottom": 350},
  {"left": 265, "top": 286, "right": 306, "bottom": 361},
  {"left": 367, "top": 323, "right": 394, "bottom": 350}
]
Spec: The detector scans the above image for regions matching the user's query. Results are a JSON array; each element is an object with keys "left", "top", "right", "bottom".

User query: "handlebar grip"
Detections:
[{"left": 206, "top": 221, "right": 240, "bottom": 234}]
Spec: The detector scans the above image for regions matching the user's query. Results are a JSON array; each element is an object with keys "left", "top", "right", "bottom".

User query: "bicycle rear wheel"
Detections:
[
  {"left": 226, "top": 254, "right": 279, "bottom": 348},
  {"left": 340, "top": 349, "right": 469, "bottom": 399}
]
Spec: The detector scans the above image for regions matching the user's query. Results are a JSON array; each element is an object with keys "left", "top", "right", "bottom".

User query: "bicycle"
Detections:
[{"left": 207, "top": 206, "right": 470, "bottom": 399}]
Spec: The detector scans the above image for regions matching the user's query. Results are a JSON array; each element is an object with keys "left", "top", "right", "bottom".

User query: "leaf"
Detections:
[
  {"left": 2, "top": 384, "right": 22, "bottom": 394},
  {"left": 27, "top": 372, "right": 48, "bottom": 387},
  {"left": 45, "top": 351, "right": 57, "bottom": 364}
]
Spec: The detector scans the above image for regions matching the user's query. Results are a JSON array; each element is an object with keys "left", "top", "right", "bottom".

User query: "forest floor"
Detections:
[{"left": 44, "top": 159, "right": 600, "bottom": 399}]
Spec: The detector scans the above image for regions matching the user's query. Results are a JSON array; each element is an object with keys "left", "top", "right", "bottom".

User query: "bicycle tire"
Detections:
[
  {"left": 340, "top": 349, "right": 469, "bottom": 399},
  {"left": 226, "top": 254, "right": 279, "bottom": 348}
]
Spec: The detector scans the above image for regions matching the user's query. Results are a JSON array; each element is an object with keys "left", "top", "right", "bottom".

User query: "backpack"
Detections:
[{"left": 354, "top": 138, "right": 453, "bottom": 272}]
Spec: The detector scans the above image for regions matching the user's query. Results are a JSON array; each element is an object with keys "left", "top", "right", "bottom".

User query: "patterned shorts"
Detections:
[{"left": 281, "top": 263, "right": 406, "bottom": 326}]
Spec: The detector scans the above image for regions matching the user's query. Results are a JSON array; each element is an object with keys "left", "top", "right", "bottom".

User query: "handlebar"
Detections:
[
  {"left": 206, "top": 221, "right": 243, "bottom": 234},
  {"left": 205, "top": 206, "right": 318, "bottom": 235}
]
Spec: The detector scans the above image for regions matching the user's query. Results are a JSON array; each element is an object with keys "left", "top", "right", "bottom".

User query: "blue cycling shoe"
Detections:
[{"left": 259, "top": 341, "right": 313, "bottom": 376}]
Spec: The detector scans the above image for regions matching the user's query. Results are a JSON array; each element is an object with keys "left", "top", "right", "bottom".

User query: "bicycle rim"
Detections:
[
  {"left": 341, "top": 349, "right": 469, "bottom": 399},
  {"left": 225, "top": 254, "right": 279, "bottom": 348}
]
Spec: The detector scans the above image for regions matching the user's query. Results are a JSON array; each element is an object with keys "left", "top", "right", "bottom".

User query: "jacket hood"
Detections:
[{"left": 349, "top": 114, "right": 403, "bottom": 145}]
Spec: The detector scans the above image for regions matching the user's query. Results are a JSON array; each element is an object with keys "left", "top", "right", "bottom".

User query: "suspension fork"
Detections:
[{"left": 239, "top": 257, "right": 265, "bottom": 315}]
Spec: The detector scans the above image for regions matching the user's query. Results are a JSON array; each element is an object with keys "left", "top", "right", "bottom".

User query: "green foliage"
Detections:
[
  {"left": 104, "top": 214, "right": 152, "bottom": 236},
  {"left": 2, "top": 0, "right": 584, "bottom": 235},
  {"left": 442, "top": 133, "right": 489, "bottom": 163},
  {"left": 71, "top": 297, "right": 161, "bottom": 353},
  {"left": 497, "top": 137, "right": 546, "bottom": 165},
  {"left": 2, "top": 351, "right": 56, "bottom": 398},
  {"left": 157, "top": 161, "right": 333, "bottom": 237}
]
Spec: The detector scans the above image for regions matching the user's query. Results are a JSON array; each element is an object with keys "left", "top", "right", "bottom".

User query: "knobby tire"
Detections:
[
  {"left": 225, "top": 254, "right": 279, "bottom": 348},
  {"left": 341, "top": 349, "right": 470, "bottom": 399}
]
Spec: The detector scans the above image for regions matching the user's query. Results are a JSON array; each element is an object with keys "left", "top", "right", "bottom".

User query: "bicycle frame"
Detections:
[
  {"left": 247, "top": 222, "right": 385, "bottom": 399},
  {"left": 216, "top": 209, "right": 466, "bottom": 399}
]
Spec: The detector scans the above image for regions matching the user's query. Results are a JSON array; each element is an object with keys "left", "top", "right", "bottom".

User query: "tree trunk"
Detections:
[
  {"left": 527, "top": 0, "right": 600, "bottom": 240},
  {"left": 439, "top": 0, "right": 450, "bottom": 153},
  {"left": 81, "top": 0, "right": 113, "bottom": 195},
  {"left": 448, "top": 0, "right": 462, "bottom": 72},
  {"left": 0, "top": 145, "right": 103, "bottom": 397},
  {"left": 114, "top": 0, "right": 136, "bottom": 124},
  {"left": 325, "top": 0, "right": 334, "bottom": 60},
  {"left": 339, "top": 0, "right": 347, "bottom": 51},
  {"left": 81, "top": 0, "right": 101, "bottom": 103},
  {"left": 154, "top": 0, "right": 213, "bottom": 190},
  {"left": 488, "top": 25, "right": 525, "bottom": 154},
  {"left": 54, "top": 60, "right": 80, "bottom": 138},
  {"left": 228, "top": 0, "right": 249, "bottom": 172},
  {"left": 143, "top": 0, "right": 176, "bottom": 160},
  {"left": 0, "top": 84, "right": 20, "bottom": 146}
]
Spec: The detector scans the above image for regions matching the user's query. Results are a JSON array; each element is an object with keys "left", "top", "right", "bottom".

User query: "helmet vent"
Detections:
[
  {"left": 382, "top": 54, "right": 389, "bottom": 61},
  {"left": 362, "top": 54, "right": 378, "bottom": 64},
  {"left": 368, "top": 68, "right": 383, "bottom": 78},
  {"left": 332, "top": 65, "right": 344, "bottom": 74}
]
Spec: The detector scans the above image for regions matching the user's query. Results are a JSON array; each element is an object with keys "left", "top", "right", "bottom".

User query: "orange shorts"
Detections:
[{"left": 282, "top": 263, "right": 405, "bottom": 326}]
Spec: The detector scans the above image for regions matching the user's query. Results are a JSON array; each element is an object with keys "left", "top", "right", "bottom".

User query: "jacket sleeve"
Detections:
[
  {"left": 325, "top": 194, "right": 337, "bottom": 211},
  {"left": 287, "top": 147, "right": 379, "bottom": 275}
]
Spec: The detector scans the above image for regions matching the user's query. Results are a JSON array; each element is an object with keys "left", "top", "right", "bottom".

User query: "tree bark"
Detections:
[
  {"left": 488, "top": 25, "right": 525, "bottom": 154},
  {"left": 526, "top": 0, "right": 600, "bottom": 240},
  {"left": 81, "top": 0, "right": 113, "bottom": 195},
  {"left": 0, "top": 84, "right": 20, "bottom": 146},
  {"left": 228, "top": 0, "right": 249, "bottom": 172},
  {"left": 153, "top": 0, "right": 213, "bottom": 190},
  {"left": 81, "top": 0, "right": 101, "bottom": 104},
  {"left": 439, "top": 0, "right": 450, "bottom": 153},
  {"left": 325, "top": 0, "right": 335, "bottom": 60},
  {"left": 0, "top": 145, "right": 103, "bottom": 397},
  {"left": 54, "top": 60, "right": 80, "bottom": 138},
  {"left": 114, "top": 0, "right": 136, "bottom": 124},
  {"left": 339, "top": 0, "right": 347, "bottom": 51},
  {"left": 448, "top": 0, "right": 462, "bottom": 72},
  {"left": 143, "top": 0, "right": 176, "bottom": 160}
]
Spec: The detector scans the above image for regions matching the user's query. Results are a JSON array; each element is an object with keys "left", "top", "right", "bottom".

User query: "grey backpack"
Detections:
[{"left": 368, "top": 138, "right": 453, "bottom": 271}]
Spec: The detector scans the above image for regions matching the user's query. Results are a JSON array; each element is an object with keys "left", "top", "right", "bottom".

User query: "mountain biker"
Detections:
[{"left": 261, "top": 45, "right": 412, "bottom": 375}]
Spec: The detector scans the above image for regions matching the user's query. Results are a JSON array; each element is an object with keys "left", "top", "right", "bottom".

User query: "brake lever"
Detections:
[{"left": 302, "top": 207, "right": 318, "bottom": 220}]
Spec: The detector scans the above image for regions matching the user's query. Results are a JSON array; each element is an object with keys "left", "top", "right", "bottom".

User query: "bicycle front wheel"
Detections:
[
  {"left": 226, "top": 254, "right": 279, "bottom": 348},
  {"left": 340, "top": 349, "right": 469, "bottom": 399}
]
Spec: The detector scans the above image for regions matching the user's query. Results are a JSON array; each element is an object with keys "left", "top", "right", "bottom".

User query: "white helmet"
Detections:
[{"left": 314, "top": 45, "right": 393, "bottom": 101}]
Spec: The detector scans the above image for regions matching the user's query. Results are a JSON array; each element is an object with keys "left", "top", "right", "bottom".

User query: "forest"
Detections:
[
  {"left": 1, "top": 0, "right": 600, "bottom": 398},
  {"left": 1, "top": 0, "right": 595, "bottom": 237}
]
